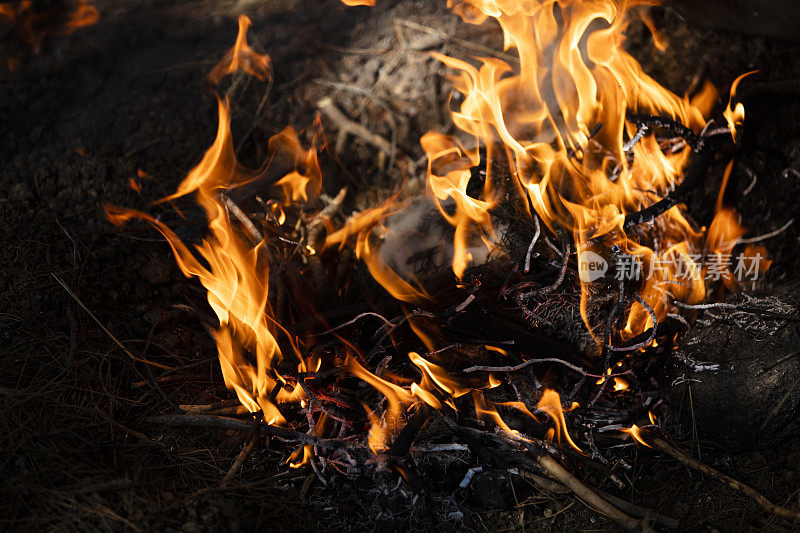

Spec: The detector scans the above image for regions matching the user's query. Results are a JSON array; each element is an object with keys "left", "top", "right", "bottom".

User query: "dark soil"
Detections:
[{"left": 2, "top": 0, "right": 799, "bottom": 531}]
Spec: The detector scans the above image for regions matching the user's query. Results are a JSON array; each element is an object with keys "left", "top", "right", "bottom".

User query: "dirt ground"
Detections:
[{"left": 2, "top": 0, "right": 800, "bottom": 531}]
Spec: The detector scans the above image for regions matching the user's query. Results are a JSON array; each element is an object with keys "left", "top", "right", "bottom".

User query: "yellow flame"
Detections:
[
  {"left": 537, "top": 389, "right": 582, "bottom": 452},
  {"left": 621, "top": 424, "right": 651, "bottom": 447},
  {"left": 208, "top": 15, "right": 271, "bottom": 84},
  {"left": 106, "top": 20, "right": 316, "bottom": 427},
  {"left": 108, "top": 3, "right": 764, "bottom": 460},
  {"left": 724, "top": 70, "right": 757, "bottom": 141},
  {"left": 328, "top": 0, "right": 753, "bottom": 343}
]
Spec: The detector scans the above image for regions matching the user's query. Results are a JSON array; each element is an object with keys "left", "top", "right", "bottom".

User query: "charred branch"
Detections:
[{"left": 622, "top": 128, "right": 722, "bottom": 230}]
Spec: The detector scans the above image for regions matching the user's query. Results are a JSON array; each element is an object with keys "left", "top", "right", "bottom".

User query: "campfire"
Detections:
[
  {"left": 7, "top": 0, "right": 800, "bottom": 529},
  {"left": 103, "top": 0, "right": 800, "bottom": 527}
]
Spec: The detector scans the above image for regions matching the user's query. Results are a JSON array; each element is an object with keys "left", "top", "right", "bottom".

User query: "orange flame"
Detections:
[
  {"left": 108, "top": 2, "right": 763, "bottom": 461},
  {"left": 65, "top": 0, "right": 97, "bottom": 30},
  {"left": 326, "top": 0, "right": 753, "bottom": 345},
  {"left": 208, "top": 15, "right": 271, "bottom": 84},
  {"left": 106, "top": 19, "right": 311, "bottom": 428},
  {"left": 724, "top": 70, "right": 757, "bottom": 141},
  {"left": 621, "top": 424, "right": 651, "bottom": 447},
  {"left": 537, "top": 389, "right": 582, "bottom": 452}
]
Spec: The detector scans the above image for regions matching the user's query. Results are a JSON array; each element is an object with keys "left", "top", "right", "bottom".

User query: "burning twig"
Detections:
[
  {"left": 310, "top": 311, "right": 394, "bottom": 337},
  {"left": 297, "top": 381, "right": 354, "bottom": 428},
  {"left": 388, "top": 404, "right": 433, "bottom": 457},
  {"left": 626, "top": 114, "right": 702, "bottom": 152},
  {"left": 307, "top": 188, "right": 348, "bottom": 247},
  {"left": 604, "top": 273, "right": 626, "bottom": 354},
  {"left": 651, "top": 437, "right": 800, "bottom": 521},
  {"left": 622, "top": 115, "right": 724, "bottom": 229},
  {"left": 608, "top": 293, "right": 657, "bottom": 352},
  {"left": 622, "top": 124, "right": 648, "bottom": 152},
  {"left": 305, "top": 187, "right": 348, "bottom": 295}
]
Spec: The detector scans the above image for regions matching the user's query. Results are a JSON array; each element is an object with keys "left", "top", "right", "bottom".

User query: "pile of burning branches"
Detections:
[{"left": 103, "top": 0, "right": 800, "bottom": 528}]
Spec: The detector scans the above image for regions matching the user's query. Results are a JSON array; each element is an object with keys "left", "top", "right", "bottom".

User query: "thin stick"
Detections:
[
  {"left": 623, "top": 124, "right": 648, "bottom": 152},
  {"left": 519, "top": 469, "right": 569, "bottom": 494},
  {"left": 623, "top": 123, "right": 720, "bottom": 229},
  {"left": 672, "top": 300, "right": 738, "bottom": 310},
  {"left": 688, "top": 382, "right": 701, "bottom": 461},
  {"left": 759, "top": 379, "right": 800, "bottom": 431},
  {"left": 464, "top": 357, "right": 622, "bottom": 379},
  {"left": 309, "top": 312, "right": 393, "bottom": 337},
  {"left": 147, "top": 415, "right": 359, "bottom": 450},
  {"left": 651, "top": 438, "right": 800, "bottom": 521},
  {"left": 524, "top": 452, "right": 660, "bottom": 526},
  {"left": 537, "top": 454, "right": 650, "bottom": 531},
  {"left": 737, "top": 219, "right": 794, "bottom": 245},
  {"left": 179, "top": 399, "right": 241, "bottom": 413},
  {"left": 222, "top": 195, "right": 263, "bottom": 243},
  {"left": 523, "top": 214, "right": 541, "bottom": 273},
  {"left": 317, "top": 97, "right": 394, "bottom": 155},
  {"left": 517, "top": 242, "right": 571, "bottom": 300},
  {"left": 608, "top": 293, "right": 656, "bottom": 352},
  {"left": 52, "top": 274, "right": 171, "bottom": 370},
  {"left": 594, "top": 488, "right": 680, "bottom": 528},
  {"left": 222, "top": 413, "right": 263, "bottom": 486},
  {"left": 742, "top": 168, "right": 757, "bottom": 195},
  {"left": 308, "top": 187, "right": 347, "bottom": 248},
  {"left": 394, "top": 18, "right": 520, "bottom": 64}
]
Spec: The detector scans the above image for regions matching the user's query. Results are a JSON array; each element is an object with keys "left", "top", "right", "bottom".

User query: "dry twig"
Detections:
[
  {"left": 148, "top": 414, "right": 359, "bottom": 451},
  {"left": 537, "top": 454, "right": 652, "bottom": 531},
  {"left": 651, "top": 437, "right": 800, "bottom": 521},
  {"left": 317, "top": 97, "right": 395, "bottom": 155},
  {"left": 222, "top": 413, "right": 263, "bottom": 486}
]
